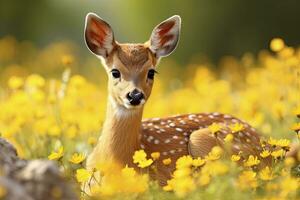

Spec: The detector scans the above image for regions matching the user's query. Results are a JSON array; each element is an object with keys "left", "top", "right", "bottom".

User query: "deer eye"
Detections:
[
  {"left": 147, "top": 69, "right": 157, "bottom": 80},
  {"left": 111, "top": 69, "right": 121, "bottom": 79}
]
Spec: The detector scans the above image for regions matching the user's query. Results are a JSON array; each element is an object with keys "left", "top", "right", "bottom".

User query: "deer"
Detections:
[{"left": 83, "top": 13, "right": 284, "bottom": 187}]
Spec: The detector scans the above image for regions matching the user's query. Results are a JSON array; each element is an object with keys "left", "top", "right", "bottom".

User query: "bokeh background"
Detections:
[{"left": 2, "top": 0, "right": 300, "bottom": 63}]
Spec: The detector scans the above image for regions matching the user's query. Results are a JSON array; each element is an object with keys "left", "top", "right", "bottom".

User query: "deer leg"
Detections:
[{"left": 188, "top": 128, "right": 223, "bottom": 158}]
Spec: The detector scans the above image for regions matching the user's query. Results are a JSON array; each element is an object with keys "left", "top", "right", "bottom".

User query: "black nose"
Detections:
[{"left": 126, "top": 89, "right": 144, "bottom": 106}]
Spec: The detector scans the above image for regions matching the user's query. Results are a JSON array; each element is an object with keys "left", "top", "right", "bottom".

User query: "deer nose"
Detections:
[{"left": 126, "top": 89, "right": 144, "bottom": 106}]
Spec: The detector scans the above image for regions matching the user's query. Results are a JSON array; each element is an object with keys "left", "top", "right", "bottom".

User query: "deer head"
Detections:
[{"left": 84, "top": 13, "right": 181, "bottom": 112}]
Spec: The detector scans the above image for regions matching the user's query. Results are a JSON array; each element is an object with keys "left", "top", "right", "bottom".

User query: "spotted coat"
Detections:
[{"left": 140, "top": 112, "right": 263, "bottom": 185}]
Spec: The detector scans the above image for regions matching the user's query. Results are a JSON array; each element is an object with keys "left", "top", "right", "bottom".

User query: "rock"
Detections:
[
  {"left": 0, "top": 177, "right": 33, "bottom": 200},
  {"left": 0, "top": 138, "right": 78, "bottom": 200},
  {"left": 0, "top": 138, "right": 27, "bottom": 175}
]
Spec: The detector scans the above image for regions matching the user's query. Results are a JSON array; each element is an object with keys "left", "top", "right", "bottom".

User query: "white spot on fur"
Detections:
[
  {"left": 231, "top": 119, "right": 239, "bottom": 123},
  {"left": 188, "top": 114, "right": 196, "bottom": 119},
  {"left": 147, "top": 136, "right": 154, "bottom": 142},
  {"left": 175, "top": 128, "right": 183, "bottom": 132},
  {"left": 169, "top": 123, "right": 175, "bottom": 127},
  {"left": 154, "top": 139, "right": 160, "bottom": 144},
  {"left": 179, "top": 120, "right": 186, "bottom": 125},
  {"left": 224, "top": 114, "right": 231, "bottom": 119},
  {"left": 245, "top": 132, "right": 251, "bottom": 137},
  {"left": 165, "top": 139, "right": 171, "bottom": 143},
  {"left": 173, "top": 135, "right": 179, "bottom": 139}
]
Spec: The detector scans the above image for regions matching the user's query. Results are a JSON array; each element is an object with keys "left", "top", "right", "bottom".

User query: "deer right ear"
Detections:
[
  {"left": 84, "top": 13, "right": 116, "bottom": 58},
  {"left": 149, "top": 15, "right": 181, "bottom": 58}
]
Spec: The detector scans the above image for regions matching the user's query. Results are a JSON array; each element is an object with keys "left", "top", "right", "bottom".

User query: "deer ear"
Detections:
[
  {"left": 149, "top": 15, "right": 181, "bottom": 58},
  {"left": 84, "top": 13, "right": 116, "bottom": 58}
]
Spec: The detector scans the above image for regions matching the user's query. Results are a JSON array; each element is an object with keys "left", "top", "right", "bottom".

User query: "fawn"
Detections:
[{"left": 84, "top": 13, "right": 269, "bottom": 186}]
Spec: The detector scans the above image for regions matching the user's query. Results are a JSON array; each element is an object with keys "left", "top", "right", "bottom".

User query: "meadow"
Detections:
[{"left": 0, "top": 36, "right": 299, "bottom": 199}]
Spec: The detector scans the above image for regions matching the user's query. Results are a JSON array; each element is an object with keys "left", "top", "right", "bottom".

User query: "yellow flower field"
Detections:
[{"left": 0, "top": 36, "right": 300, "bottom": 199}]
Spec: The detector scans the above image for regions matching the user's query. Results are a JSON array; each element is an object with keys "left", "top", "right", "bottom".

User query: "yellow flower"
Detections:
[
  {"left": 284, "top": 157, "right": 295, "bottom": 167},
  {"left": 244, "top": 155, "right": 260, "bottom": 167},
  {"left": 231, "top": 154, "right": 241, "bottom": 162},
  {"left": 292, "top": 105, "right": 300, "bottom": 117},
  {"left": 138, "top": 159, "right": 153, "bottom": 168},
  {"left": 162, "top": 185, "right": 173, "bottom": 191},
  {"left": 224, "top": 134, "right": 233, "bottom": 143},
  {"left": 176, "top": 155, "right": 193, "bottom": 168},
  {"left": 88, "top": 136, "right": 97, "bottom": 145},
  {"left": 48, "top": 125, "right": 61, "bottom": 137},
  {"left": 121, "top": 165, "right": 136, "bottom": 177},
  {"left": 271, "top": 149, "right": 285, "bottom": 158},
  {"left": 66, "top": 126, "right": 77, "bottom": 139},
  {"left": 208, "top": 123, "right": 222, "bottom": 136},
  {"left": 8, "top": 76, "right": 24, "bottom": 89},
  {"left": 69, "top": 153, "right": 86, "bottom": 164},
  {"left": 291, "top": 123, "right": 300, "bottom": 132},
  {"left": 162, "top": 158, "right": 172, "bottom": 165},
  {"left": 133, "top": 150, "right": 153, "bottom": 168},
  {"left": 192, "top": 157, "right": 205, "bottom": 167},
  {"left": 167, "top": 176, "right": 195, "bottom": 198},
  {"left": 267, "top": 137, "right": 278, "bottom": 146},
  {"left": 173, "top": 168, "right": 191, "bottom": 179},
  {"left": 199, "top": 174, "right": 211, "bottom": 186},
  {"left": 270, "top": 38, "right": 285, "bottom": 52},
  {"left": 206, "top": 161, "right": 229, "bottom": 176},
  {"left": 259, "top": 167, "right": 274, "bottom": 181},
  {"left": 205, "top": 146, "right": 223, "bottom": 161},
  {"left": 76, "top": 168, "right": 92, "bottom": 183},
  {"left": 237, "top": 170, "right": 257, "bottom": 190},
  {"left": 276, "top": 139, "right": 290, "bottom": 149},
  {"left": 48, "top": 146, "right": 64, "bottom": 161},
  {"left": 26, "top": 74, "right": 45, "bottom": 88},
  {"left": 61, "top": 54, "right": 74, "bottom": 65},
  {"left": 260, "top": 150, "right": 271, "bottom": 158},
  {"left": 151, "top": 152, "right": 160, "bottom": 160},
  {"left": 229, "top": 123, "right": 245, "bottom": 133},
  {"left": 280, "top": 177, "right": 299, "bottom": 196},
  {"left": 133, "top": 150, "right": 147, "bottom": 164}
]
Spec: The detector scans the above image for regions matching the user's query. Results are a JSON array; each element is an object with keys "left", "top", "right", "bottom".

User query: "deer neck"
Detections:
[{"left": 99, "top": 95, "right": 143, "bottom": 166}]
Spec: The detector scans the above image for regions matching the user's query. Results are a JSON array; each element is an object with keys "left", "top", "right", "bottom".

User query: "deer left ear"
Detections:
[
  {"left": 84, "top": 13, "right": 116, "bottom": 58},
  {"left": 149, "top": 15, "right": 181, "bottom": 58}
]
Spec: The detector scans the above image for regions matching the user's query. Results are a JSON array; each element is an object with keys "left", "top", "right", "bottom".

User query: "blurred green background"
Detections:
[{"left": 1, "top": 0, "right": 300, "bottom": 64}]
